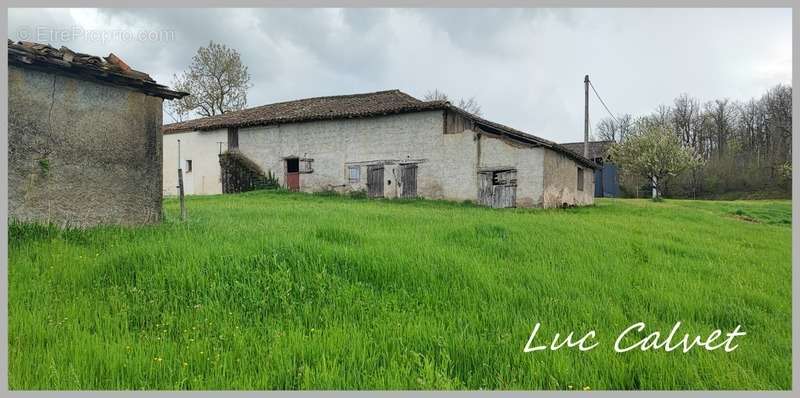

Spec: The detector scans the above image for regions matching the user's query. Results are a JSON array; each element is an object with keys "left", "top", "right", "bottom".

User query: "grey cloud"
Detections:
[{"left": 8, "top": 8, "right": 791, "bottom": 142}]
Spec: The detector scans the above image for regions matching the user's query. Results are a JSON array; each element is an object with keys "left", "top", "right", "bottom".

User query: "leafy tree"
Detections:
[
  {"left": 609, "top": 124, "right": 701, "bottom": 200},
  {"left": 781, "top": 161, "right": 792, "bottom": 180},
  {"left": 167, "top": 41, "right": 252, "bottom": 122}
]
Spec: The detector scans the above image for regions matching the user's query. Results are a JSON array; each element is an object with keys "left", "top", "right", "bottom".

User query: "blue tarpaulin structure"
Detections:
[{"left": 594, "top": 163, "right": 619, "bottom": 197}]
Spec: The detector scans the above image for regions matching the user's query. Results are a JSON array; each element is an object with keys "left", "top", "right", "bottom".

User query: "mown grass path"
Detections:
[{"left": 9, "top": 192, "right": 791, "bottom": 389}]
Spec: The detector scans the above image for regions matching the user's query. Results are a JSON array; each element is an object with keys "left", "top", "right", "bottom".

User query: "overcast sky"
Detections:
[{"left": 8, "top": 8, "right": 792, "bottom": 143}]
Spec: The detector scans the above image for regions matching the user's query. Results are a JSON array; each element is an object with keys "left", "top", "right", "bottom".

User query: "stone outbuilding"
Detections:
[
  {"left": 8, "top": 41, "right": 188, "bottom": 227},
  {"left": 162, "top": 90, "right": 598, "bottom": 208}
]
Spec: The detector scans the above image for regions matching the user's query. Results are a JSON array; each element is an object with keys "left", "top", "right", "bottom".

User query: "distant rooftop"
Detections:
[{"left": 560, "top": 140, "right": 615, "bottom": 160}]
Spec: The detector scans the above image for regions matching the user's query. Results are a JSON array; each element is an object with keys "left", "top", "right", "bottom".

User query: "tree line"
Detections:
[{"left": 598, "top": 84, "right": 792, "bottom": 199}]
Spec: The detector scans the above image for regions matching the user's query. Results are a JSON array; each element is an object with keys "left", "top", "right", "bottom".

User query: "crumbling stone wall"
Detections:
[
  {"left": 542, "top": 149, "right": 595, "bottom": 208},
  {"left": 475, "top": 133, "right": 546, "bottom": 207},
  {"left": 8, "top": 65, "right": 164, "bottom": 227}
]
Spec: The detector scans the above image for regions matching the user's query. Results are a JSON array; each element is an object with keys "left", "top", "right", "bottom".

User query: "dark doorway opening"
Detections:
[
  {"left": 286, "top": 158, "right": 299, "bottom": 173},
  {"left": 286, "top": 158, "right": 300, "bottom": 191}
]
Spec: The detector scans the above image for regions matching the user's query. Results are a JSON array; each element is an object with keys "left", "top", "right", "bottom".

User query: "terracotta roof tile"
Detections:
[
  {"left": 8, "top": 40, "right": 188, "bottom": 100},
  {"left": 162, "top": 89, "right": 445, "bottom": 133},
  {"left": 560, "top": 140, "right": 615, "bottom": 160}
]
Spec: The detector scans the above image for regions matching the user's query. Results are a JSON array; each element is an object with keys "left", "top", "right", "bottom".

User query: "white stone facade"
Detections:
[
  {"left": 163, "top": 129, "right": 227, "bottom": 196},
  {"left": 162, "top": 110, "right": 594, "bottom": 207}
]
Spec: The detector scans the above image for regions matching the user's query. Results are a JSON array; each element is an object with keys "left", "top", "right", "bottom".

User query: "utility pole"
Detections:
[
  {"left": 177, "top": 139, "right": 187, "bottom": 221},
  {"left": 584, "top": 74, "right": 590, "bottom": 158}
]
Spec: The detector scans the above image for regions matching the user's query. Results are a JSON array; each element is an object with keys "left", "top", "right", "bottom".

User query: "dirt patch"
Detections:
[{"left": 731, "top": 214, "right": 761, "bottom": 223}]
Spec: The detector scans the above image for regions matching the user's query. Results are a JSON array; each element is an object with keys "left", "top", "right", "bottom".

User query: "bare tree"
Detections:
[
  {"left": 652, "top": 104, "right": 673, "bottom": 128},
  {"left": 423, "top": 89, "right": 482, "bottom": 116},
  {"left": 168, "top": 41, "right": 252, "bottom": 121},
  {"left": 703, "top": 99, "right": 735, "bottom": 158},
  {"left": 672, "top": 94, "right": 701, "bottom": 148},
  {"left": 595, "top": 118, "right": 618, "bottom": 142},
  {"left": 456, "top": 97, "right": 482, "bottom": 116},
  {"left": 762, "top": 84, "right": 792, "bottom": 175},
  {"left": 595, "top": 114, "right": 633, "bottom": 142},
  {"left": 423, "top": 89, "right": 448, "bottom": 102}
]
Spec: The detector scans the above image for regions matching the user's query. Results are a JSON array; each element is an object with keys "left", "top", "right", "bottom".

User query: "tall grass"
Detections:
[{"left": 8, "top": 192, "right": 791, "bottom": 390}]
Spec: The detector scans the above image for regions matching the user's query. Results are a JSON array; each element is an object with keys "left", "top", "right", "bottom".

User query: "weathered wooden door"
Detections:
[
  {"left": 478, "top": 172, "right": 494, "bottom": 207},
  {"left": 399, "top": 164, "right": 417, "bottom": 198},
  {"left": 367, "top": 165, "right": 384, "bottom": 198},
  {"left": 286, "top": 173, "right": 299, "bottom": 191},
  {"left": 493, "top": 185, "right": 516, "bottom": 208},
  {"left": 477, "top": 170, "right": 517, "bottom": 208}
]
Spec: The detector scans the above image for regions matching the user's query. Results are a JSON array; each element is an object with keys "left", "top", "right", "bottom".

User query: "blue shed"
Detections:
[{"left": 594, "top": 163, "right": 619, "bottom": 197}]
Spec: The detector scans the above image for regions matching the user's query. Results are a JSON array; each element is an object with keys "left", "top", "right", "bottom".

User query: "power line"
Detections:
[{"left": 589, "top": 81, "right": 619, "bottom": 124}]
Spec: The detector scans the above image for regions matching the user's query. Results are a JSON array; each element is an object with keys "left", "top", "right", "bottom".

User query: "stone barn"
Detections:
[
  {"left": 162, "top": 90, "right": 597, "bottom": 208},
  {"left": 8, "top": 41, "right": 188, "bottom": 226}
]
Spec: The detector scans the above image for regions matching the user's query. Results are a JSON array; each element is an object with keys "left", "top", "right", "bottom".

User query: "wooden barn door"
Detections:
[
  {"left": 367, "top": 165, "right": 384, "bottom": 198},
  {"left": 478, "top": 172, "right": 494, "bottom": 207},
  {"left": 399, "top": 164, "right": 417, "bottom": 198},
  {"left": 478, "top": 170, "right": 517, "bottom": 208}
]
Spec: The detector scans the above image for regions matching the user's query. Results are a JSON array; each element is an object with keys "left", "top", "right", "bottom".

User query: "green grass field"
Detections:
[{"left": 8, "top": 192, "right": 792, "bottom": 390}]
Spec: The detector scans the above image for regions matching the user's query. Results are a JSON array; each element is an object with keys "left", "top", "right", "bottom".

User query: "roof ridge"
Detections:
[
  {"left": 561, "top": 140, "right": 616, "bottom": 145},
  {"left": 250, "top": 89, "right": 413, "bottom": 108},
  {"left": 162, "top": 89, "right": 421, "bottom": 128}
]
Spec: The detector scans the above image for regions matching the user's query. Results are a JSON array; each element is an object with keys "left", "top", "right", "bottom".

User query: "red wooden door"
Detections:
[
  {"left": 286, "top": 172, "right": 299, "bottom": 191},
  {"left": 285, "top": 158, "right": 300, "bottom": 191}
]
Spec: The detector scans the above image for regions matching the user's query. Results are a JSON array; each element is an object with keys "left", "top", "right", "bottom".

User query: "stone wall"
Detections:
[
  {"left": 542, "top": 149, "right": 595, "bottom": 208},
  {"left": 476, "top": 132, "right": 546, "bottom": 207},
  {"left": 163, "top": 129, "right": 227, "bottom": 196},
  {"left": 236, "top": 111, "right": 480, "bottom": 201},
  {"left": 162, "top": 110, "right": 594, "bottom": 208},
  {"left": 8, "top": 65, "right": 164, "bottom": 227}
]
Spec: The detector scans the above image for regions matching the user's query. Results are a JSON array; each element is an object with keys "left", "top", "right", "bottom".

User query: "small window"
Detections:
[
  {"left": 299, "top": 158, "right": 314, "bottom": 173},
  {"left": 577, "top": 168, "right": 584, "bottom": 191},
  {"left": 492, "top": 169, "right": 517, "bottom": 186},
  {"left": 185, "top": 160, "right": 193, "bottom": 173},
  {"left": 348, "top": 166, "right": 360, "bottom": 184}
]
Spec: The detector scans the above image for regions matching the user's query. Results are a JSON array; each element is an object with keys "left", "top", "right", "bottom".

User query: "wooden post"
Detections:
[
  {"left": 177, "top": 139, "right": 187, "bottom": 220},
  {"left": 584, "top": 74, "right": 590, "bottom": 158}
]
